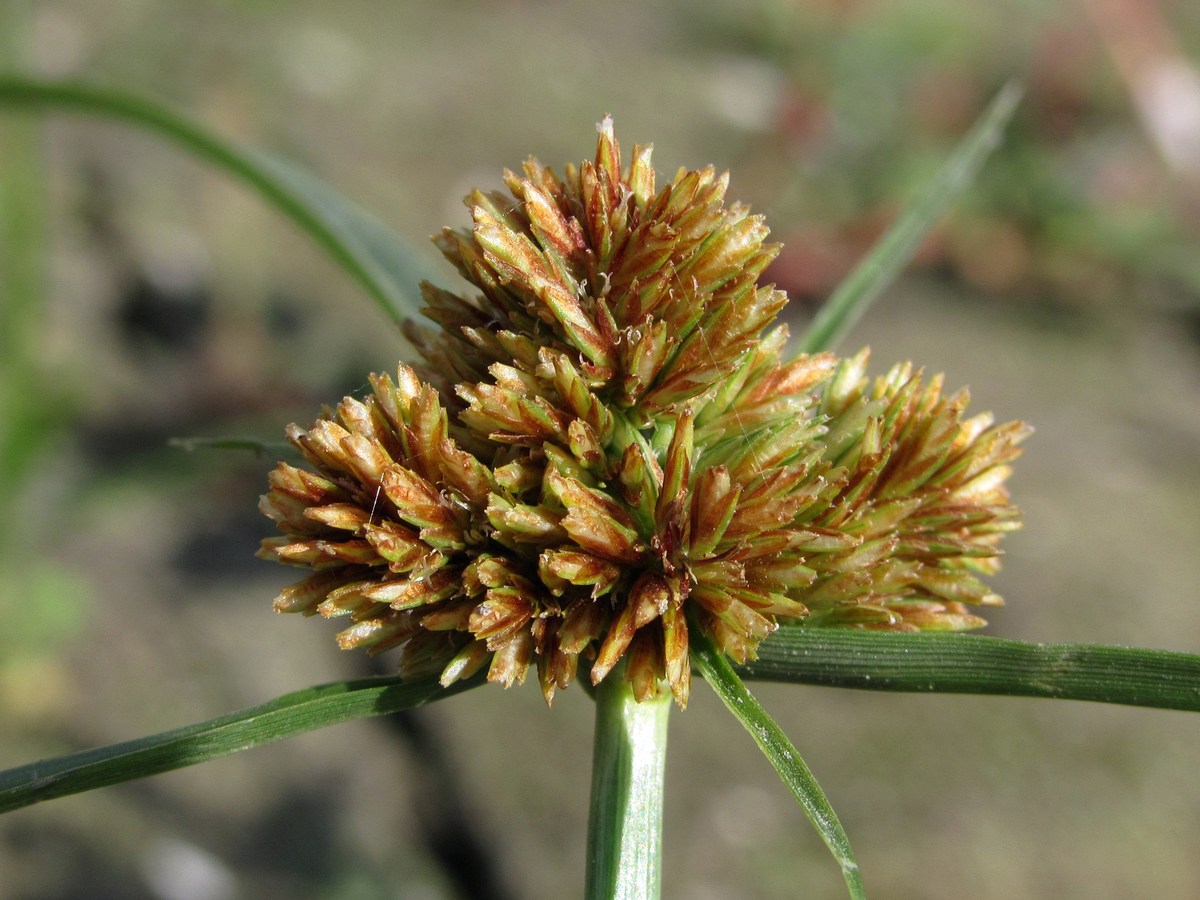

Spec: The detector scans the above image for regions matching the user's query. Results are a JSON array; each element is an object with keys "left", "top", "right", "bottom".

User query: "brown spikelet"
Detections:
[{"left": 260, "top": 118, "right": 1028, "bottom": 707}]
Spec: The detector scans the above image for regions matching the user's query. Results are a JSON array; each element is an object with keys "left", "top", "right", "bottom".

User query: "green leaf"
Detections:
[
  {"left": 741, "top": 629, "right": 1200, "bottom": 711},
  {"left": 691, "top": 628, "right": 866, "bottom": 900},
  {"left": 0, "top": 75, "right": 439, "bottom": 326},
  {"left": 796, "top": 81, "right": 1023, "bottom": 355},
  {"left": 0, "top": 674, "right": 480, "bottom": 815},
  {"left": 585, "top": 668, "right": 671, "bottom": 900}
]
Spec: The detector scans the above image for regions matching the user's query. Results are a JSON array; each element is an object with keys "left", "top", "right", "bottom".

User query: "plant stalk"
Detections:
[{"left": 585, "top": 671, "right": 672, "bottom": 900}]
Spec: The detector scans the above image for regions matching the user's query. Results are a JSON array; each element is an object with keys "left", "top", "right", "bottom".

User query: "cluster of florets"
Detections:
[{"left": 259, "top": 118, "right": 1028, "bottom": 707}]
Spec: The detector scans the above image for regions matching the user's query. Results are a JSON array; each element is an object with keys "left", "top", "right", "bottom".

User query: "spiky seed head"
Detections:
[{"left": 260, "top": 118, "right": 1028, "bottom": 707}]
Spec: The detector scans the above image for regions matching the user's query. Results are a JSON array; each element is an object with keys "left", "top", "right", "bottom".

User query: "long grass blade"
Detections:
[
  {"left": 796, "top": 81, "right": 1023, "bottom": 354},
  {"left": 0, "top": 75, "right": 437, "bottom": 325},
  {"left": 691, "top": 628, "right": 866, "bottom": 899},
  {"left": 0, "top": 675, "right": 480, "bottom": 815},
  {"left": 741, "top": 629, "right": 1200, "bottom": 711}
]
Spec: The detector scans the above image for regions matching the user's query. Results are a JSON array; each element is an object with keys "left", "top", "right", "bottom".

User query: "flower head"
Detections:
[{"left": 259, "top": 117, "right": 1029, "bottom": 707}]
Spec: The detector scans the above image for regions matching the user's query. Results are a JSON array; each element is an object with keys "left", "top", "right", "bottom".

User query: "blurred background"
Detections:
[{"left": 2, "top": 0, "right": 1199, "bottom": 897}]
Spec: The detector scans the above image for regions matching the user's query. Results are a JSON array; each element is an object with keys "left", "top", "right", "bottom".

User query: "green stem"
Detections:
[{"left": 586, "top": 671, "right": 672, "bottom": 900}]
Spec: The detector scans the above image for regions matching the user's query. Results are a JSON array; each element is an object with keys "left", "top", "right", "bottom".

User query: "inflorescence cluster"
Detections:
[{"left": 260, "top": 118, "right": 1028, "bottom": 707}]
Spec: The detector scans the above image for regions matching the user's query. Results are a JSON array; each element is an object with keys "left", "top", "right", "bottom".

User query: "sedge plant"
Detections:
[{"left": 2, "top": 76, "right": 1200, "bottom": 899}]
